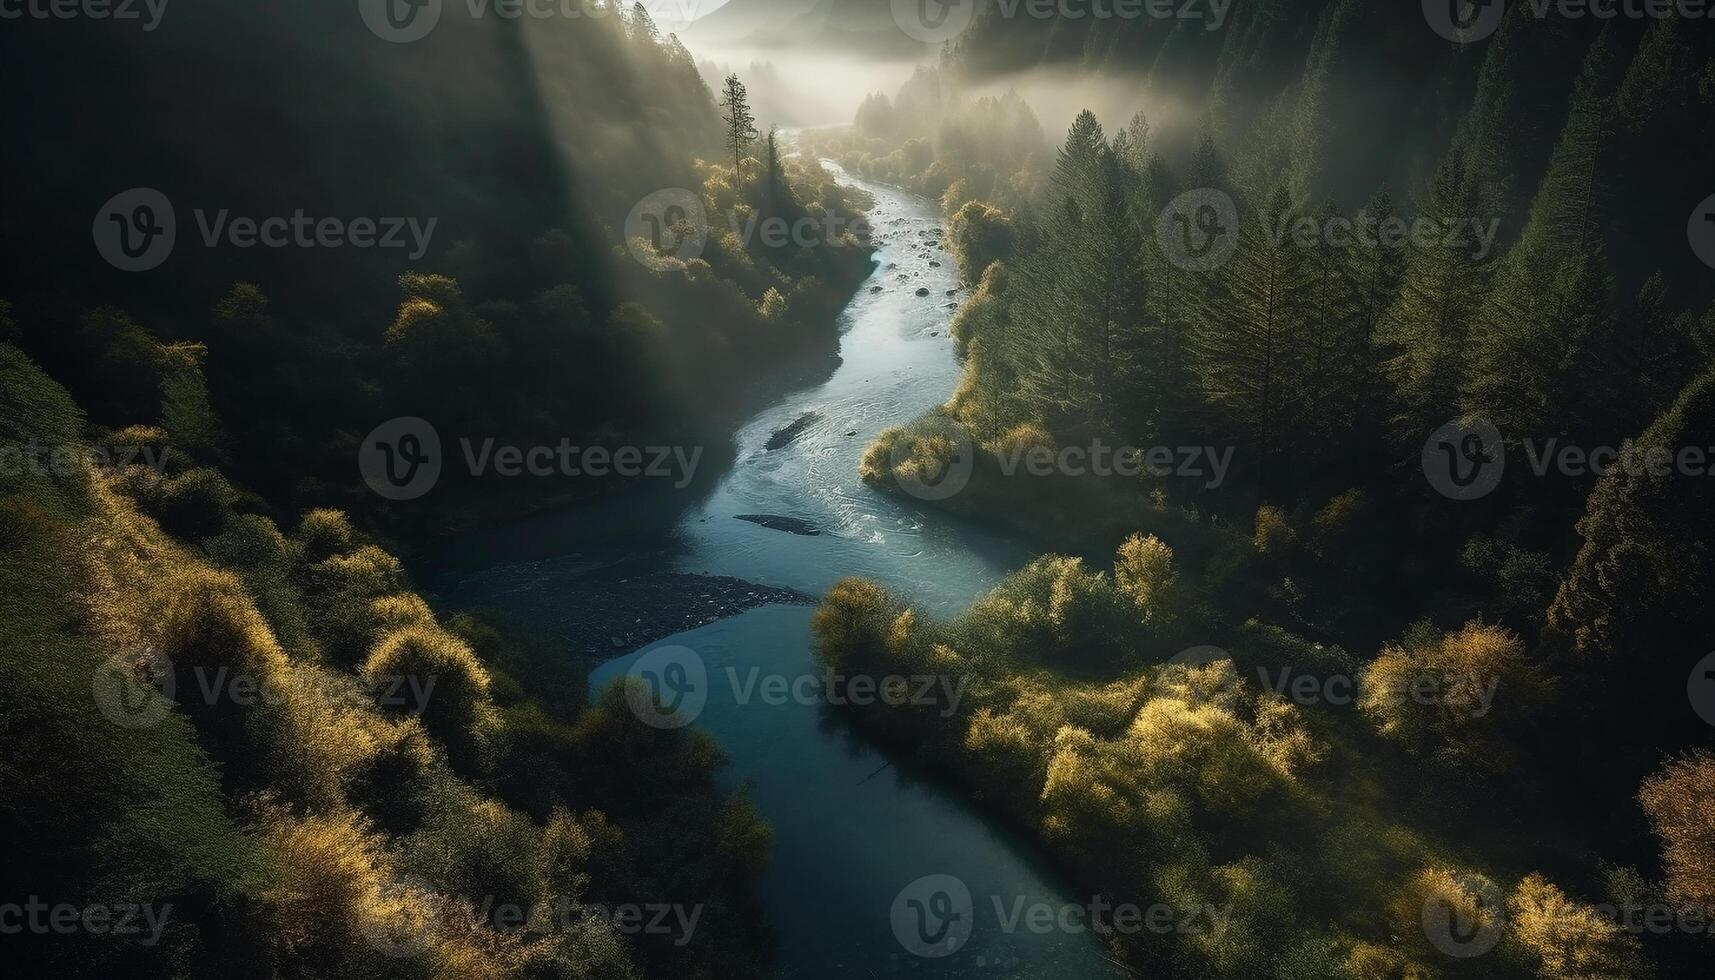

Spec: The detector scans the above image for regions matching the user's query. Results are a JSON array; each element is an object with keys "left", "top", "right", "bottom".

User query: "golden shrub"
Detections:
[
  {"left": 1113, "top": 533, "right": 1176, "bottom": 617},
  {"left": 295, "top": 507, "right": 358, "bottom": 561},
  {"left": 1253, "top": 504, "right": 1296, "bottom": 555},
  {"left": 987, "top": 422, "right": 1054, "bottom": 459},
  {"left": 1639, "top": 751, "right": 1715, "bottom": 910},
  {"left": 811, "top": 577, "right": 891, "bottom": 670},
  {"left": 364, "top": 625, "right": 494, "bottom": 757},
  {"left": 1507, "top": 873, "right": 1647, "bottom": 979},
  {"left": 858, "top": 428, "right": 904, "bottom": 484}
]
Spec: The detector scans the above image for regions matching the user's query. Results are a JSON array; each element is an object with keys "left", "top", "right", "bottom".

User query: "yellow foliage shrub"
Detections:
[
  {"left": 1639, "top": 751, "right": 1715, "bottom": 910},
  {"left": 858, "top": 427, "right": 904, "bottom": 484},
  {"left": 295, "top": 507, "right": 358, "bottom": 562},
  {"left": 810, "top": 577, "right": 891, "bottom": 671},
  {"left": 1113, "top": 533, "right": 1176, "bottom": 618},
  {"left": 1253, "top": 504, "right": 1296, "bottom": 555},
  {"left": 987, "top": 422, "right": 1054, "bottom": 459},
  {"left": 364, "top": 625, "right": 494, "bottom": 760},
  {"left": 1360, "top": 621, "right": 1537, "bottom": 768},
  {"left": 1507, "top": 873, "right": 1646, "bottom": 978}
]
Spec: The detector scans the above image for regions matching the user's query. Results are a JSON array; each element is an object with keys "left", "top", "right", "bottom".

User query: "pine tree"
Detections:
[
  {"left": 1047, "top": 110, "right": 1107, "bottom": 222},
  {"left": 1191, "top": 185, "right": 1311, "bottom": 470},
  {"left": 1016, "top": 197, "right": 1099, "bottom": 430},
  {"left": 719, "top": 74, "right": 758, "bottom": 187},
  {"left": 762, "top": 125, "right": 785, "bottom": 214},
  {"left": 1296, "top": 201, "right": 1367, "bottom": 442},
  {"left": 1381, "top": 151, "right": 1491, "bottom": 435},
  {"left": 1462, "top": 29, "right": 1624, "bottom": 440},
  {"left": 628, "top": 2, "right": 659, "bottom": 43}
]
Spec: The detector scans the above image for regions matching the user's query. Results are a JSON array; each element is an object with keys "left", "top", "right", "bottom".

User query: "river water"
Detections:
[{"left": 430, "top": 167, "right": 1124, "bottom": 978}]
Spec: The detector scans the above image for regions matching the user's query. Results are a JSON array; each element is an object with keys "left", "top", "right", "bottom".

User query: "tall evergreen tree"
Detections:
[
  {"left": 762, "top": 125, "right": 785, "bottom": 214},
  {"left": 1463, "top": 28, "right": 1625, "bottom": 440},
  {"left": 1191, "top": 185, "right": 1311, "bottom": 471},
  {"left": 1380, "top": 151, "right": 1492, "bottom": 436},
  {"left": 719, "top": 74, "right": 759, "bottom": 186}
]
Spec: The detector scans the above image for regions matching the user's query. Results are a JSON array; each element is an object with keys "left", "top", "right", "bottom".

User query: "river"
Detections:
[{"left": 428, "top": 167, "right": 1126, "bottom": 978}]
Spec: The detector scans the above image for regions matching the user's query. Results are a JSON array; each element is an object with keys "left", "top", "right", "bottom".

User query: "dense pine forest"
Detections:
[
  {"left": 4, "top": 0, "right": 1715, "bottom": 977},
  {"left": 823, "top": 2, "right": 1715, "bottom": 977}
]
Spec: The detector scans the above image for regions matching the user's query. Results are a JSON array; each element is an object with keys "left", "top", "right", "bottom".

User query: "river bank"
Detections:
[{"left": 427, "top": 164, "right": 1126, "bottom": 978}]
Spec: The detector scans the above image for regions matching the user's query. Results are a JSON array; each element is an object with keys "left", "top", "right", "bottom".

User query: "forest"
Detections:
[
  {"left": 820, "top": 2, "right": 1715, "bottom": 977},
  {"left": 3, "top": 0, "right": 1714, "bottom": 977}
]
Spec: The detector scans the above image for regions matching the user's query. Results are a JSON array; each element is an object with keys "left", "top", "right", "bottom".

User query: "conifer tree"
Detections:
[
  {"left": 1380, "top": 151, "right": 1491, "bottom": 435},
  {"left": 719, "top": 74, "right": 758, "bottom": 186},
  {"left": 763, "top": 125, "right": 785, "bottom": 214},
  {"left": 1191, "top": 185, "right": 1311, "bottom": 469}
]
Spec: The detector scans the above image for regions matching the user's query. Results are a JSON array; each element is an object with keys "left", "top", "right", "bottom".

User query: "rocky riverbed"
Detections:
[{"left": 472, "top": 559, "right": 817, "bottom": 655}]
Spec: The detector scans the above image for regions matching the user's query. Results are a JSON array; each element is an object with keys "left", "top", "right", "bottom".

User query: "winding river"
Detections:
[{"left": 430, "top": 168, "right": 1125, "bottom": 978}]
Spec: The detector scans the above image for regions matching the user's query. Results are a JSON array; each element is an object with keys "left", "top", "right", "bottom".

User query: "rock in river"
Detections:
[
  {"left": 765, "top": 411, "right": 821, "bottom": 451},
  {"left": 735, "top": 514, "right": 822, "bottom": 536}
]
